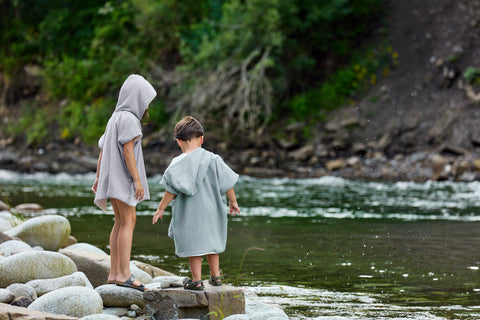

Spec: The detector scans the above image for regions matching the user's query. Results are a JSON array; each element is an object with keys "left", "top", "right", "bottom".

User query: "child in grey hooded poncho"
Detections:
[{"left": 94, "top": 74, "right": 156, "bottom": 210}]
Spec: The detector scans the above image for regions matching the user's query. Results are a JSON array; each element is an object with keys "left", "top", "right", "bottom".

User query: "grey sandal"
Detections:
[
  {"left": 208, "top": 276, "right": 223, "bottom": 286},
  {"left": 183, "top": 278, "right": 204, "bottom": 291},
  {"left": 116, "top": 274, "right": 147, "bottom": 292}
]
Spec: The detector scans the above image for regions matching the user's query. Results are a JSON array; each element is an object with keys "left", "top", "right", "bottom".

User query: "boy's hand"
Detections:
[
  {"left": 229, "top": 201, "right": 240, "bottom": 216},
  {"left": 152, "top": 209, "right": 164, "bottom": 224}
]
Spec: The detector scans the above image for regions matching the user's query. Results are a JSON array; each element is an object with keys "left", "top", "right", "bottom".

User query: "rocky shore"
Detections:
[{"left": 0, "top": 205, "right": 289, "bottom": 320}]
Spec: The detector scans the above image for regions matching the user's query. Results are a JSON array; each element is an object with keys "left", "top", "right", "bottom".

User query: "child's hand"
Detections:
[
  {"left": 229, "top": 201, "right": 240, "bottom": 216},
  {"left": 133, "top": 180, "right": 144, "bottom": 201},
  {"left": 91, "top": 178, "right": 99, "bottom": 193},
  {"left": 152, "top": 209, "right": 163, "bottom": 224}
]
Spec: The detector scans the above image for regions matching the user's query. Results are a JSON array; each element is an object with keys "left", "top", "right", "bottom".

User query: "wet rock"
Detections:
[
  {"left": 325, "top": 159, "right": 347, "bottom": 171},
  {"left": 0, "top": 200, "right": 9, "bottom": 211},
  {"left": 0, "top": 288, "right": 15, "bottom": 303},
  {"left": 0, "top": 239, "right": 33, "bottom": 257},
  {"left": 95, "top": 284, "right": 144, "bottom": 308},
  {"left": 27, "top": 271, "right": 93, "bottom": 297},
  {"left": 65, "top": 242, "right": 108, "bottom": 255},
  {"left": 59, "top": 248, "right": 152, "bottom": 288},
  {"left": 0, "top": 303, "right": 77, "bottom": 320},
  {"left": 28, "top": 286, "right": 103, "bottom": 318},
  {"left": 0, "top": 251, "right": 77, "bottom": 287},
  {"left": 14, "top": 203, "right": 43, "bottom": 213},
  {"left": 132, "top": 260, "right": 176, "bottom": 278},
  {"left": 5, "top": 215, "right": 71, "bottom": 251},
  {"left": 6, "top": 283, "right": 37, "bottom": 301}
]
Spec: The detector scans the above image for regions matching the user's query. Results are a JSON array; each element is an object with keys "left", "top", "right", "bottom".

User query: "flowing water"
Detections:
[{"left": 1, "top": 170, "right": 480, "bottom": 319}]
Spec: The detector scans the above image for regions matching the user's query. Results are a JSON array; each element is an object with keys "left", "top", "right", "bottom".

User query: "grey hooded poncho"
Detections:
[
  {"left": 94, "top": 74, "right": 156, "bottom": 210},
  {"left": 161, "top": 147, "right": 239, "bottom": 257}
]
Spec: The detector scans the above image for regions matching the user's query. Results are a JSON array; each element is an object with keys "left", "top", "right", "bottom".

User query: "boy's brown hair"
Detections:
[{"left": 174, "top": 116, "right": 204, "bottom": 141}]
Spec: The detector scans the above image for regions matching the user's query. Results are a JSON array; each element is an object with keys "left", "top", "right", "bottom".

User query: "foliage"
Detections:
[
  {"left": 463, "top": 67, "right": 480, "bottom": 85},
  {"left": 1, "top": 0, "right": 388, "bottom": 145}
]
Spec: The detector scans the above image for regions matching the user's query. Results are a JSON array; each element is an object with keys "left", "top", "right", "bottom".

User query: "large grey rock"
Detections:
[
  {"left": 144, "top": 282, "right": 245, "bottom": 320},
  {"left": 27, "top": 271, "right": 93, "bottom": 296},
  {"left": 4, "top": 215, "right": 71, "bottom": 251},
  {"left": 95, "top": 284, "right": 144, "bottom": 308},
  {"left": 0, "top": 289, "right": 15, "bottom": 303},
  {"left": 65, "top": 242, "right": 107, "bottom": 255},
  {"left": 151, "top": 276, "right": 184, "bottom": 288},
  {"left": 245, "top": 300, "right": 288, "bottom": 320},
  {"left": 0, "top": 239, "right": 33, "bottom": 256},
  {"left": 80, "top": 315, "right": 121, "bottom": 320},
  {"left": 59, "top": 248, "right": 152, "bottom": 288},
  {"left": 28, "top": 286, "right": 103, "bottom": 318},
  {"left": 0, "top": 211, "right": 23, "bottom": 233},
  {"left": 0, "top": 302, "right": 77, "bottom": 320},
  {"left": 6, "top": 283, "right": 37, "bottom": 301},
  {"left": 0, "top": 251, "right": 77, "bottom": 287}
]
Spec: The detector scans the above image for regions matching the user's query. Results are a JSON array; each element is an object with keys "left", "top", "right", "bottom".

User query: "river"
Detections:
[{"left": 1, "top": 170, "right": 480, "bottom": 319}]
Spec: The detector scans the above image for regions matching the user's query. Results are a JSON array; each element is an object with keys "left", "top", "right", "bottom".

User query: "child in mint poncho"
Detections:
[{"left": 152, "top": 116, "right": 240, "bottom": 291}]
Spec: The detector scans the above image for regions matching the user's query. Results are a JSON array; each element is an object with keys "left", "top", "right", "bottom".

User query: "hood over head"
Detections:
[{"left": 115, "top": 74, "right": 157, "bottom": 120}]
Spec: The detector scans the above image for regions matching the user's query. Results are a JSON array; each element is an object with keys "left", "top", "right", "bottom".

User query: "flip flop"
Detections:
[
  {"left": 183, "top": 278, "right": 204, "bottom": 291},
  {"left": 107, "top": 279, "right": 116, "bottom": 284},
  {"left": 116, "top": 274, "right": 147, "bottom": 292}
]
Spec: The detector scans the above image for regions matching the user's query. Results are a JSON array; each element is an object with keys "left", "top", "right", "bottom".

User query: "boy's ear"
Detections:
[{"left": 200, "top": 136, "right": 204, "bottom": 144}]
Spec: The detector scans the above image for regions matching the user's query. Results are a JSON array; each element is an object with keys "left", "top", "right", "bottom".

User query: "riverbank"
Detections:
[{"left": 2, "top": 141, "right": 480, "bottom": 183}]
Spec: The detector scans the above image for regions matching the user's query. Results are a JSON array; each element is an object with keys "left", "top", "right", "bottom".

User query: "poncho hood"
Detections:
[
  {"left": 114, "top": 74, "right": 157, "bottom": 120},
  {"left": 163, "top": 148, "right": 218, "bottom": 196}
]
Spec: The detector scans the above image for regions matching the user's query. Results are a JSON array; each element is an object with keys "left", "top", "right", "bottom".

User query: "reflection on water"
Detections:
[{"left": 1, "top": 170, "right": 480, "bottom": 319}]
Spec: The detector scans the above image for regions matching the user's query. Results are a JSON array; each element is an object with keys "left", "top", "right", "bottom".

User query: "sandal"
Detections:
[
  {"left": 107, "top": 280, "right": 116, "bottom": 284},
  {"left": 183, "top": 278, "right": 204, "bottom": 291},
  {"left": 208, "top": 276, "right": 223, "bottom": 286},
  {"left": 116, "top": 274, "right": 148, "bottom": 292}
]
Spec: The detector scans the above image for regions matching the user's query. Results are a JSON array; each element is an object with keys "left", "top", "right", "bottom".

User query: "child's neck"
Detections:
[{"left": 179, "top": 136, "right": 203, "bottom": 154}]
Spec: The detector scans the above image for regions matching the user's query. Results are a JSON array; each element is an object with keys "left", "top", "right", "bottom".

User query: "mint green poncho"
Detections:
[{"left": 161, "top": 147, "right": 239, "bottom": 257}]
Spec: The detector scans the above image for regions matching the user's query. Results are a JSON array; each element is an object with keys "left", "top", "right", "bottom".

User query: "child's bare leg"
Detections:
[
  {"left": 189, "top": 256, "right": 203, "bottom": 283},
  {"left": 206, "top": 254, "right": 220, "bottom": 278},
  {"left": 108, "top": 199, "right": 121, "bottom": 283},
  {"left": 111, "top": 198, "right": 142, "bottom": 287}
]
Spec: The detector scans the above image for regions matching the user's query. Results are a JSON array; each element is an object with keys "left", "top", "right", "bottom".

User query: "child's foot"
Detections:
[
  {"left": 208, "top": 276, "right": 223, "bottom": 286},
  {"left": 183, "top": 278, "right": 204, "bottom": 291}
]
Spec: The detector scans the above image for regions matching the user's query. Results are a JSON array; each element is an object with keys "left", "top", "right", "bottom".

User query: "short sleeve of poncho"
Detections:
[{"left": 116, "top": 112, "right": 143, "bottom": 145}]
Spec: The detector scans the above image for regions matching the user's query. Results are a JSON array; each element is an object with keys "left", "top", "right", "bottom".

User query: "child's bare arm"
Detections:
[
  {"left": 124, "top": 139, "right": 144, "bottom": 201},
  {"left": 226, "top": 188, "right": 240, "bottom": 215},
  {"left": 153, "top": 191, "right": 176, "bottom": 224},
  {"left": 91, "top": 150, "right": 103, "bottom": 193}
]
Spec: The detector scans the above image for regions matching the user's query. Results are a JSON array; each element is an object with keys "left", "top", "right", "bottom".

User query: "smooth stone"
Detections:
[
  {"left": 102, "top": 307, "right": 129, "bottom": 317},
  {"left": 5, "top": 215, "right": 71, "bottom": 251},
  {"left": 62, "top": 235, "right": 78, "bottom": 248},
  {"left": 65, "top": 242, "right": 107, "bottom": 255},
  {"left": 27, "top": 271, "right": 93, "bottom": 296},
  {"left": 0, "top": 289, "right": 15, "bottom": 304},
  {"left": 151, "top": 276, "right": 184, "bottom": 288},
  {"left": 80, "top": 315, "right": 121, "bottom": 320},
  {"left": 0, "top": 302, "right": 77, "bottom": 319},
  {"left": 6, "top": 283, "right": 37, "bottom": 301},
  {"left": 59, "top": 248, "right": 152, "bottom": 288},
  {"left": 0, "top": 212, "right": 22, "bottom": 233},
  {"left": 95, "top": 284, "right": 144, "bottom": 308},
  {"left": 0, "top": 232, "right": 15, "bottom": 245},
  {"left": 245, "top": 300, "right": 288, "bottom": 320},
  {"left": 0, "top": 239, "right": 33, "bottom": 257},
  {"left": 132, "top": 260, "right": 176, "bottom": 277},
  {"left": 0, "top": 251, "right": 77, "bottom": 287},
  {"left": 14, "top": 203, "right": 43, "bottom": 212},
  {"left": 0, "top": 200, "right": 9, "bottom": 211},
  {"left": 28, "top": 286, "right": 103, "bottom": 318},
  {"left": 224, "top": 315, "right": 249, "bottom": 320}
]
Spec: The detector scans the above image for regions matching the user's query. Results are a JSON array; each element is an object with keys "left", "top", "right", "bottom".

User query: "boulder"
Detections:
[
  {"left": 0, "top": 251, "right": 77, "bottom": 287},
  {"left": 27, "top": 271, "right": 93, "bottom": 296},
  {"left": 14, "top": 203, "right": 43, "bottom": 213},
  {"left": 151, "top": 276, "right": 184, "bottom": 288},
  {"left": 245, "top": 299, "right": 288, "bottom": 320},
  {"left": 0, "top": 289, "right": 14, "bottom": 304},
  {"left": 5, "top": 283, "right": 37, "bottom": 301},
  {"left": 132, "top": 259, "right": 176, "bottom": 277},
  {"left": 5, "top": 215, "right": 71, "bottom": 251},
  {"left": 0, "top": 200, "right": 9, "bottom": 211},
  {"left": 0, "top": 239, "right": 33, "bottom": 257},
  {"left": 95, "top": 284, "right": 144, "bottom": 308},
  {"left": 0, "top": 303, "right": 77, "bottom": 320},
  {"left": 28, "top": 286, "right": 103, "bottom": 318},
  {"left": 0, "top": 212, "right": 22, "bottom": 233},
  {"left": 325, "top": 159, "right": 347, "bottom": 171},
  {"left": 80, "top": 315, "right": 121, "bottom": 320},
  {"left": 59, "top": 248, "right": 152, "bottom": 288},
  {"left": 65, "top": 243, "right": 107, "bottom": 255}
]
